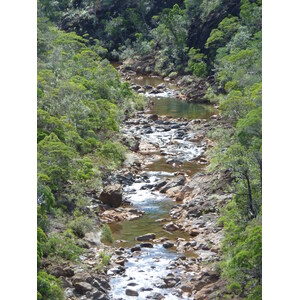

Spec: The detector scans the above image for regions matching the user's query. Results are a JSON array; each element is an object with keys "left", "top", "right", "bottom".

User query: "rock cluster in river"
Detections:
[{"left": 103, "top": 110, "right": 235, "bottom": 299}]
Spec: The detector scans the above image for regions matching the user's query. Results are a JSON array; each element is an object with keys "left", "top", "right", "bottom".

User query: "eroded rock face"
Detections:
[{"left": 100, "top": 184, "right": 123, "bottom": 208}]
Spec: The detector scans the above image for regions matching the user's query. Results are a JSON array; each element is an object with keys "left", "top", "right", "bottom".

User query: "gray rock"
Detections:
[
  {"left": 163, "top": 241, "right": 174, "bottom": 249},
  {"left": 92, "top": 280, "right": 106, "bottom": 293},
  {"left": 157, "top": 83, "right": 166, "bottom": 89},
  {"left": 94, "top": 279, "right": 110, "bottom": 290},
  {"left": 72, "top": 273, "right": 93, "bottom": 285},
  {"left": 127, "top": 282, "right": 138, "bottom": 286},
  {"left": 141, "top": 287, "right": 153, "bottom": 291},
  {"left": 163, "top": 222, "right": 179, "bottom": 232},
  {"left": 146, "top": 292, "right": 164, "bottom": 299},
  {"left": 63, "top": 267, "right": 75, "bottom": 277},
  {"left": 125, "top": 288, "right": 139, "bottom": 296},
  {"left": 160, "top": 176, "right": 186, "bottom": 193},
  {"left": 131, "top": 245, "right": 141, "bottom": 252},
  {"left": 140, "top": 242, "right": 154, "bottom": 248},
  {"left": 74, "top": 282, "right": 93, "bottom": 294},
  {"left": 50, "top": 266, "right": 65, "bottom": 278}
]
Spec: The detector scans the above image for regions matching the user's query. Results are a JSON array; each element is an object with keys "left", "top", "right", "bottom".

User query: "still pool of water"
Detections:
[
  {"left": 149, "top": 97, "right": 218, "bottom": 120},
  {"left": 144, "top": 158, "right": 208, "bottom": 176}
]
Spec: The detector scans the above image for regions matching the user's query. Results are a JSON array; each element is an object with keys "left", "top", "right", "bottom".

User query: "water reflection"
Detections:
[{"left": 149, "top": 97, "right": 218, "bottom": 120}]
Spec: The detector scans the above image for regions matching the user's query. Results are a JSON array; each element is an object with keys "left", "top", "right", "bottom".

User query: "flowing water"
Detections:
[{"left": 109, "top": 75, "right": 217, "bottom": 299}]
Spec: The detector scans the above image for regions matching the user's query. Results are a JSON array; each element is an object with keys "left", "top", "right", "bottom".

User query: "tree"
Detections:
[
  {"left": 151, "top": 4, "right": 188, "bottom": 73},
  {"left": 187, "top": 47, "right": 207, "bottom": 77},
  {"left": 38, "top": 133, "right": 76, "bottom": 191}
]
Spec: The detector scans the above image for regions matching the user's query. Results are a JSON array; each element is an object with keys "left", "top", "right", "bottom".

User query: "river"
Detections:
[{"left": 108, "top": 73, "right": 218, "bottom": 299}]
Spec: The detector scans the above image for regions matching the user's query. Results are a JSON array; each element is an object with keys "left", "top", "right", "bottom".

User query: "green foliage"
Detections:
[
  {"left": 151, "top": 4, "right": 188, "bottom": 73},
  {"left": 187, "top": 48, "right": 207, "bottom": 77},
  {"left": 206, "top": 17, "right": 240, "bottom": 50},
  {"left": 100, "top": 253, "right": 111, "bottom": 267},
  {"left": 206, "top": 3, "right": 262, "bottom": 297},
  {"left": 37, "top": 271, "right": 64, "bottom": 300},
  {"left": 94, "top": 252, "right": 111, "bottom": 272},
  {"left": 68, "top": 215, "right": 94, "bottom": 238},
  {"left": 37, "top": 174, "right": 55, "bottom": 210},
  {"left": 37, "top": 227, "right": 47, "bottom": 269},
  {"left": 221, "top": 216, "right": 262, "bottom": 299},
  {"left": 100, "top": 252, "right": 111, "bottom": 267},
  {"left": 101, "top": 224, "right": 114, "bottom": 244},
  {"left": 42, "top": 233, "right": 83, "bottom": 261},
  {"left": 240, "top": 0, "right": 262, "bottom": 34},
  {"left": 38, "top": 133, "right": 76, "bottom": 192},
  {"left": 97, "top": 141, "right": 126, "bottom": 168},
  {"left": 185, "top": 0, "right": 222, "bottom": 22}
]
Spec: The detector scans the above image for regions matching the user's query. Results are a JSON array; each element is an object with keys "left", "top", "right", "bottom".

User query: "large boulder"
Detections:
[
  {"left": 74, "top": 282, "right": 93, "bottom": 294},
  {"left": 136, "top": 233, "right": 156, "bottom": 241},
  {"left": 140, "top": 242, "right": 154, "bottom": 248},
  {"left": 148, "top": 114, "right": 158, "bottom": 121},
  {"left": 100, "top": 184, "right": 122, "bottom": 208},
  {"left": 163, "top": 241, "right": 174, "bottom": 249},
  {"left": 125, "top": 288, "right": 139, "bottom": 296},
  {"left": 160, "top": 176, "right": 186, "bottom": 193},
  {"left": 163, "top": 222, "right": 179, "bottom": 232},
  {"left": 72, "top": 272, "right": 93, "bottom": 285}
]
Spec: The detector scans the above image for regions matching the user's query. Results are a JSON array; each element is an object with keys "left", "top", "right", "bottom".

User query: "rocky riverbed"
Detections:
[
  {"left": 44, "top": 70, "right": 237, "bottom": 300},
  {"left": 101, "top": 72, "right": 235, "bottom": 299},
  {"left": 104, "top": 113, "right": 234, "bottom": 300}
]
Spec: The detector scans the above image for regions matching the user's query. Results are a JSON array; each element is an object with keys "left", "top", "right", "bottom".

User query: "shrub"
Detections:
[
  {"left": 168, "top": 71, "right": 178, "bottom": 79},
  {"left": 133, "top": 94, "right": 146, "bottom": 111},
  {"left": 37, "top": 271, "right": 64, "bottom": 300},
  {"left": 95, "top": 252, "right": 111, "bottom": 272},
  {"left": 188, "top": 48, "right": 207, "bottom": 77},
  {"left": 68, "top": 215, "right": 93, "bottom": 238},
  {"left": 99, "top": 252, "right": 111, "bottom": 266},
  {"left": 42, "top": 234, "right": 83, "bottom": 261},
  {"left": 101, "top": 224, "right": 114, "bottom": 244}
]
